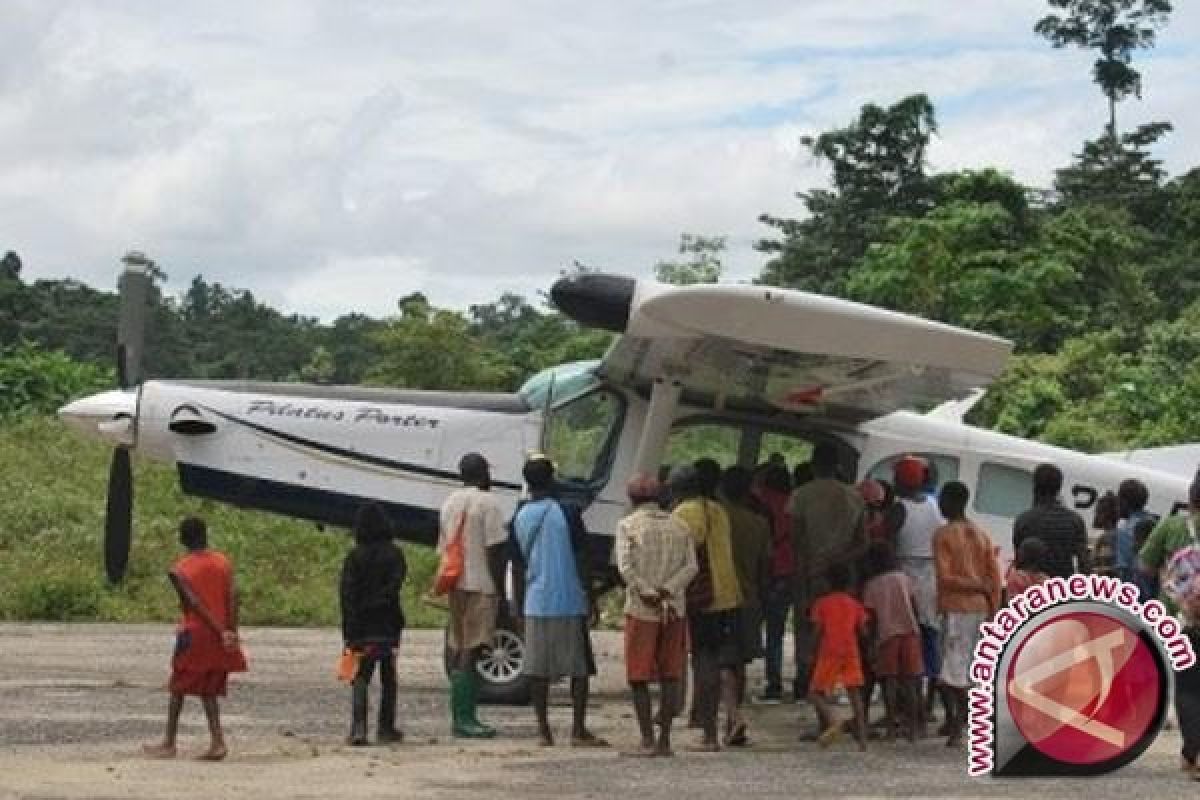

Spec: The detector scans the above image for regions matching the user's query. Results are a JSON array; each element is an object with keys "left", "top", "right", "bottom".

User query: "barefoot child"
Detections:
[
  {"left": 807, "top": 563, "right": 868, "bottom": 750},
  {"left": 933, "top": 482, "right": 1000, "bottom": 748},
  {"left": 861, "top": 542, "right": 923, "bottom": 742},
  {"left": 145, "top": 517, "right": 246, "bottom": 761}
]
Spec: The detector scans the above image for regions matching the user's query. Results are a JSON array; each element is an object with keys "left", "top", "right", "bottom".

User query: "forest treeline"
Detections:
[{"left": 2, "top": 0, "right": 1198, "bottom": 453}]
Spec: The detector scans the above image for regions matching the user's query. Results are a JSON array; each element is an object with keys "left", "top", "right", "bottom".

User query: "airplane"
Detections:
[{"left": 59, "top": 261, "right": 1195, "bottom": 702}]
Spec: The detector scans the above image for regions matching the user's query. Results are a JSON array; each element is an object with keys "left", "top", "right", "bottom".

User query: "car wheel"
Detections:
[{"left": 443, "top": 624, "right": 531, "bottom": 706}]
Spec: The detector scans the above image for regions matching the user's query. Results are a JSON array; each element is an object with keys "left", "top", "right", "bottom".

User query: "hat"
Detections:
[{"left": 893, "top": 455, "right": 926, "bottom": 490}]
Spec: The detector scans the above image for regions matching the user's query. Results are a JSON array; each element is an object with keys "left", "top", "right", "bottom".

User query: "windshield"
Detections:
[{"left": 517, "top": 360, "right": 601, "bottom": 409}]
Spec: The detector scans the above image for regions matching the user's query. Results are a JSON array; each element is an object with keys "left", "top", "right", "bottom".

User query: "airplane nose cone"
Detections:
[
  {"left": 58, "top": 389, "right": 138, "bottom": 446},
  {"left": 549, "top": 272, "right": 636, "bottom": 333}
]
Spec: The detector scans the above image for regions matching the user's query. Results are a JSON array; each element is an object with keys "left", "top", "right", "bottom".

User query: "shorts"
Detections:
[
  {"left": 525, "top": 616, "right": 594, "bottom": 680},
  {"left": 689, "top": 609, "right": 743, "bottom": 669},
  {"left": 169, "top": 668, "right": 229, "bottom": 697},
  {"left": 738, "top": 607, "right": 764, "bottom": 663},
  {"left": 810, "top": 651, "right": 864, "bottom": 694},
  {"left": 624, "top": 614, "right": 687, "bottom": 683},
  {"left": 876, "top": 633, "right": 923, "bottom": 678},
  {"left": 939, "top": 612, "right": 986, "bottom": 689},
  {"left": 448, "top": 590, "right": 498, "bottom": 653}
]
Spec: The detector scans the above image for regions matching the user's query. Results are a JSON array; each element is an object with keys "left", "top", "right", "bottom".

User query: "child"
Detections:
[
  {"left": 340, "top": 503, "right": 407, "bottom": 746},
  {"left": 1005, "top": 537, "right": 1050, "bottom": 601},
  {"left": 144, "top": 517, "right": 246, "bottom": 761},
  {"left": 933, "top": 482, "right": 1000, "bottom": 749},
  {"left": 861, "top": 541, "right": 923, "bottom": 742},
  {"left": 807, "top": 562, "right": 868, "bottom": 750}
]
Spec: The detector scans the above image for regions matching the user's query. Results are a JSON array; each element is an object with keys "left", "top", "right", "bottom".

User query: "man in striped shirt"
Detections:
[{"left": 1013, "top": 464, "right": 1090, "bottom": 578}]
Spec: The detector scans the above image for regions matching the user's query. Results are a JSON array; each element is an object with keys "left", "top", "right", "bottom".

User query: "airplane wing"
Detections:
[{"left": 551, "top": 274, "right": 1012, "bottom": 423}]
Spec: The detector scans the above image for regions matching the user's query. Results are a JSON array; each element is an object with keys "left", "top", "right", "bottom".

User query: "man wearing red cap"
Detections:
[{"left": 885, "top": 455, "right": 945, "bottom": 717}]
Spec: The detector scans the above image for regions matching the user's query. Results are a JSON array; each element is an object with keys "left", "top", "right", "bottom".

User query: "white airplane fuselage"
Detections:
[{"left": 59, "top": 368, "right": 1192, "bottom": 563}]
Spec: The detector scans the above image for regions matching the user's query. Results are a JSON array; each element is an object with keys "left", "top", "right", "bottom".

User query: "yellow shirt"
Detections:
[{"left": 673, "top": 498, "right": 743, "bottom": 613}]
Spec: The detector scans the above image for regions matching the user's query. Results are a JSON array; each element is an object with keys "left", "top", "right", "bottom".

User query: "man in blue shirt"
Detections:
[{"left": 514, "top": 456, "right": 606, "bottom": 748}]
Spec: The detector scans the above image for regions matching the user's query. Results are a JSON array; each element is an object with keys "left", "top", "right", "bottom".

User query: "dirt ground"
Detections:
[{"left": 0, "top": 623, "right": 1195, "bottom": 799}]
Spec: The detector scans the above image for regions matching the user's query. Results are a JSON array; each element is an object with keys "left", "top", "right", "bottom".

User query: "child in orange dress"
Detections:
[{"left": 807, "top": 563, "right": 869, "bottom": 750}]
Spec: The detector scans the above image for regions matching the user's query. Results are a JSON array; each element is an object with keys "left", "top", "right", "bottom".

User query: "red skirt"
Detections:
[{"left": 169, "top": 667, "right": 230, "bottom": 697}]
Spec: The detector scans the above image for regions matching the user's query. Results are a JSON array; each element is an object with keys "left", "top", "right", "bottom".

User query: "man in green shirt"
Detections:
[{"left": 1139, "top": 478, "right": 1200, "bottom": 776}]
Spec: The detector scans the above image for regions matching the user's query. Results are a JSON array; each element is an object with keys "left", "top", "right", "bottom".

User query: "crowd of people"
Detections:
[{"left": 140, "top": 447, "right": 1200, "bottom": 779}]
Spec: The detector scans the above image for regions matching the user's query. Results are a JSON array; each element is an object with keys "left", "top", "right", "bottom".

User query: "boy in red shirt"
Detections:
[
  {"left": 144, "top": 517, "right": 246, "bottom": 761},
  {"left": 807, "top": 563, "right": 868, "bottom": 750}
]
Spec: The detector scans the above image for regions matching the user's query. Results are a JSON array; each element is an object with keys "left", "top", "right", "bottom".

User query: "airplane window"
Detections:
[
  {"left": 867, "top": 453, "right": 959, "bottom": 491},
  {"left": 543, "top": 389, "right": 622, "bottom": 485},
  {"left": 665, "top": 422, "right": 740, "bottom": 471},
  {"left": 760, "top": 432, "right": 814, "bottom": 470},
  {"left": 975, "top": 462, "right": 1034, "bottom": 519}
]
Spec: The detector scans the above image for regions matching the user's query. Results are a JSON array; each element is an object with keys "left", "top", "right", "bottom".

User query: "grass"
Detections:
[{"left": 0, "top": 416, "right": 444, "bottom": 627}]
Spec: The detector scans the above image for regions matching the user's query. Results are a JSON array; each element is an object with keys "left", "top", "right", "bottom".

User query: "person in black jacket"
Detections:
[{"left": 340, "top": 503, "right": 407, "bottom": 746}]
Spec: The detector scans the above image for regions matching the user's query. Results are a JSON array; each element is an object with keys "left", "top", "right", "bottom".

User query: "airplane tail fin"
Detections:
[{"left": 1102, "top": 444, "right": 1200, "bottom": 481}]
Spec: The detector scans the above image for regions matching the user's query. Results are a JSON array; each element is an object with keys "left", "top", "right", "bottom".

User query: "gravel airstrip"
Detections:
[{"left": 0, "top": 623, "right": 1194, "bottom": 799}]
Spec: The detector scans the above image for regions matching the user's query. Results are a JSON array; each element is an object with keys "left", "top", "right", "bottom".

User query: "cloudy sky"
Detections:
[{"left": 3, "top": 1, "right": 1198, "bottom": 319}]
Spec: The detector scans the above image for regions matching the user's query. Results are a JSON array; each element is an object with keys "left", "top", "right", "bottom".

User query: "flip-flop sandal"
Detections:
[
  {"left": 571, "top": 735, "right": 610, "bottom": 748},
  {"left": 620, "top": 746, "right": 659, "bottom": 758},
  {"left": 724, "top": 723, "right": 749, "bottom": 747}
]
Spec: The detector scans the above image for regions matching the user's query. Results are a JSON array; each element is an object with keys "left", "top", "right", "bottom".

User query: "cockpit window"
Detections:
[
  {"left": 518, "top": 360, "right": 601, "bottom": 409},
  {"left": 543, "top": 388, "right": 623, "bottom": 487}
]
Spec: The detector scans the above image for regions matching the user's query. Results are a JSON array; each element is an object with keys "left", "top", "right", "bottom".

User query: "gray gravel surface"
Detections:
[{"left": 0, "top": 623, "right": 1194, "bottom": 799}]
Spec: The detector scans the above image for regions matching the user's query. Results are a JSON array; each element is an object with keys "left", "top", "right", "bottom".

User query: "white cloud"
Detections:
[{"left": 1, "top": 0, "right": 1197, "bottom": 320}]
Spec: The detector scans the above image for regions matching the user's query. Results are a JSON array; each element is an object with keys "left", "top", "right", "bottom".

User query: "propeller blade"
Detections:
[
  {"left": 117, "top": 252, "right": 154, "bottom": 389},
  {"left": 104, "top": 448, "right": 133, "bottom": 584}
]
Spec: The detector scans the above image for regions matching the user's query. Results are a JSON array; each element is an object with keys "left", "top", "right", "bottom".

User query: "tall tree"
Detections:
[
  {"left": 0, "top": 251, "right": 21, "bottom": 282},
  {"left": 757, "top": 94, "right": 939, "bottom": 294},
  {"left": 654, "top": 233, "right": 726, "bottom": 286},
  {"left": 1035, "top": 0, "right": 1172, "bottom": 136}
]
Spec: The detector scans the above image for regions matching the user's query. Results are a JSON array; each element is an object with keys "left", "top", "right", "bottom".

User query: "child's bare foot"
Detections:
[
  {"left": 142, "top": 743, "right": 176, "bottom": 759},
  {"left": 197, "top": 743, "right": 228, "bottom": 761},
  {"left": 817, "top": 725, "right": 843, "bottom": 749}
]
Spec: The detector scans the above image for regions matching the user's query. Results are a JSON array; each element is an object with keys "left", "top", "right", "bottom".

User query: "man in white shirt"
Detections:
[{"left": 439, "top": 452, "right": 508, "bottom": 738}]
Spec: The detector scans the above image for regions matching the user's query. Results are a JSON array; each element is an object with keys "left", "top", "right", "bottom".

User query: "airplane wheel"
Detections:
[{"left": 443, "top": 624, "right": 531, "bottom": 706}]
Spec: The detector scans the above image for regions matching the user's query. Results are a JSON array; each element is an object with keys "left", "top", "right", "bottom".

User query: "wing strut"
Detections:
[{"left": 631, "top": 379, "right": 681, "bottom": 478}]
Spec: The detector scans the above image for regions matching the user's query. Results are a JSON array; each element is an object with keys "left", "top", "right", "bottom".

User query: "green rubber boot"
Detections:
[
  {"left": 462, "top": 670, "right": 496, "bottom": 738},
  {"left": 451, "top": 671, "right": 495, "bottom": 739}
]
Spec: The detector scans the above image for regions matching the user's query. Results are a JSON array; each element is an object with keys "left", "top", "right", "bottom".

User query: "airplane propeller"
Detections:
[{"left": 104, "top": 253, "right": 153, "bottom": 583}]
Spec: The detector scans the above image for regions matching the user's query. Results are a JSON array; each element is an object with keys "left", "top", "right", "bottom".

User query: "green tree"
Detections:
[
  {"left": 0, "top": 251, "right": 20, "bottom": 281},
  {"left": 758, "top": 94, "right": 939, "bottom": 294},
  {"left": 1035, "top": 0, "right": 1173, "bottom": 135},
  {"left": 368, "top": 295, "right": 515, "bottom": 391},
  {"left": 1054, "top": 121, "right": 1173, "bottom": 218},
  {"left": 654, "top": 234, "right": 726, "bottom": 285}
]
